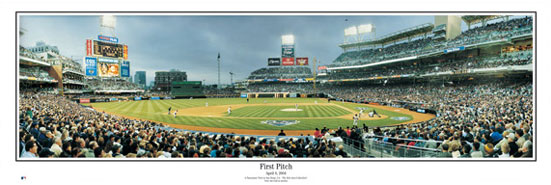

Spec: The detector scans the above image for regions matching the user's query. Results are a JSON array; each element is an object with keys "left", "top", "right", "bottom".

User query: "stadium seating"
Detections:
[
  {"left": 19, "top": 66, "right": 55, "bottom": 81},
  {"left": 86, "top": 78, "right": 141, "bottom": 91},
  {"left": 19, "top": 93, "right": 343, "bottom": 158},
  {"left": 18, "top": 16, "right": 533, "bottom": 159},
  {"left": 320, "top": 51, "right": 532, "bottom": 80},
  {"left": 331, "top": 17, "right": 533, "bottom": 67},
  {"left": 248, "top": 66, "right": 312, "bottom": 80}
]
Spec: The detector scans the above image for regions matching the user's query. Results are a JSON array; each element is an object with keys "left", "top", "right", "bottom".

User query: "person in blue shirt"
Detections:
[
  {"left": 490, "top": 127, "right": 502, "bottom": 145},
  {"left": 21, "top": 141, "right": 38, "bottom": 158}
]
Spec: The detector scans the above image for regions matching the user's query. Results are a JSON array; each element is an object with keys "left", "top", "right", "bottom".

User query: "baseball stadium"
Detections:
[{"left": 18, "top": 14, "right": 534, "bottom": 159}]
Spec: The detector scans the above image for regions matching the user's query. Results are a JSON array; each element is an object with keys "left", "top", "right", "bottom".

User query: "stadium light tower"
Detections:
[
  {"left": 344, "top": 24, "right": 376, "bottom": 50},
  {"left": 229, "top": 72, "right": 234, "bottom": 86},
  {"left": 100, "top": 15, "right": 117, "bottom": 37},
  {"left": 281, "top": 34, "right": 295, "bottom": 45},
  {"left": 344, "top": 26, "right": 358, "bottom": 44}
]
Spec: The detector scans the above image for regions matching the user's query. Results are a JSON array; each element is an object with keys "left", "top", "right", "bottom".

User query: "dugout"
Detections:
[{"left": 171, "top": 81, "right": 206, "bottom": 98}]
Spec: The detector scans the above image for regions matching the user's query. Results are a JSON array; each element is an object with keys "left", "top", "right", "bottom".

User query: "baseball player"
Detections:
[
  {"left": 227, "top": 106, "right": 232, "bottom": 115},
  {"left": 373, "top": 109, "right": 381, "bottom": 118},
  {"left": 352, "top": 114, "right": 358, "bottom": 126}
]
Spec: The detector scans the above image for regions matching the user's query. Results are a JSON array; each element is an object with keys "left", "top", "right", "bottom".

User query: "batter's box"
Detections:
[{"left": 261, "top": 120, "right": 300, "bottom": 127}]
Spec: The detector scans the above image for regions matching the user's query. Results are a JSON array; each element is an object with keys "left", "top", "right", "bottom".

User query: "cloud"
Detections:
[{"left": 19, "top": 15, "right": 435, "bottom": 85}]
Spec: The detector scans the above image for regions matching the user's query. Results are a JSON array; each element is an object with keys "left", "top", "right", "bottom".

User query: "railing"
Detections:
[{"left": 341, "top": 135, "right": 442, "bottom": 158}]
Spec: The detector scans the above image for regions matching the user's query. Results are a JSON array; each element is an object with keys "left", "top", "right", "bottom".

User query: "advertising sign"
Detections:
[
  {"left": 98, "top": 35, "right": 119, "bottom": 43},
  {"left": 281, "top": 45, "right": 295, "bottom": 58},
  {"left": 134, "top": 97, "right": 142, "bottom": 101},
  {"left": 84, "top": 57, "right": 97, "bottom": 76},
  {"left": 123, "top": 45, "right": 128, "bottom": 60},
  {"left": 151, "top": 97, "right": 160, "bottom": 100},
  {"left": 79, "top": 98, "right": 90, "bottom": 103},
  {"left": 86, "top": 40, "right": 93, "bottom": 56},
  {"left": 121, "top": 61, "right": 130, "bottom": 77},
  {"left": 318, "top": 66, "right": 328, "bottom": 70},
  {"left": 97, "top": 62, "right": 120, "bottom": 77},
  {"left": 240, "top": 94, "right": 248, "bottom": 98},
  {"left": 268, "top": 58, "right": 281, "bottom": 66},
  {"left": 296, "top": 57, "right": 308, "bottom": 65},
  {"left": 93, "top": 40, "right": 124, "bottom": 58},
  {"left": 282, "top": 57, "right": 295, "bottom": 66},
  {"left": 97, "top": 57, "right": 119, "bottom": 63},
  {"left": 444, "top": 46, "right": 465, "bottom": 53}
]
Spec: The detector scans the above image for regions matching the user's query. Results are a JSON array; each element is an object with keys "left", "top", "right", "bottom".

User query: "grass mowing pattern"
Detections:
[
  {"left": 228, "top": 105, "right": 350, "bottom": 118},
  {"left": 89, "top": 98, "right": 414, "bottom": 130}
]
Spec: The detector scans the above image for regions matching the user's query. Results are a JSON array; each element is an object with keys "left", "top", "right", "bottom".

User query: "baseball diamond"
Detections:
[
  {"left": 18, "top": 14, "right": 534, "bottom": 159},
  {"left": 88, "top": 98, "right": 433, "bottom": 135}
]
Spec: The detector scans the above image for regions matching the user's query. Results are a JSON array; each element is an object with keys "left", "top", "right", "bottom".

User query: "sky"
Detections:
[{"left": 20, "top": 15, "right": 446, "bottom": 85}]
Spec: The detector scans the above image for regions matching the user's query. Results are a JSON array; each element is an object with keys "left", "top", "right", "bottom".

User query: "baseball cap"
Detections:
[{"left": 39, "top": 148, "right": 54, "bottom": 157}]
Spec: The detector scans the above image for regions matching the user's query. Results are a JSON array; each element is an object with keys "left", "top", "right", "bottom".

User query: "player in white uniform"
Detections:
[
  {"left": 359, "top": 109, "right": 364, "bottom": 117},
  {"left": 295, "top": 104, "right": 298, "bottom": 111},
  {"left": 205, "top": 102, "right": 208, "bottom": 107},
  {"left": 353, "top": 114, "right": 358, "bottom": 126},
  {"left": 227, "top": 106, "right": 232, "bottom": 115},
  {"left": 173, "top": 110, "right": 178, "bottom": 118}
]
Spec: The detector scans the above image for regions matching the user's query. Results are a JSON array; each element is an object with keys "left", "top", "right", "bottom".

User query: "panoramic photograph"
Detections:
[{"left": 17, "top": 14, "right": 534, "bottom": 159}]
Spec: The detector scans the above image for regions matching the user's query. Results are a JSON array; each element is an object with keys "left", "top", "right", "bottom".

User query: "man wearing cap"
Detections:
[
  {"left": 111, "top": 144, "right": 124, "bottom": 158},
  {"left": 506, "top": 133, "right": 519, "bottom": 156},
  {"left": 490, "top": 127, "right": 502, "bottom": 145},
  {"left": 437, "top": 144, "right": 452, "bottom": 158},
  {"left": 278, "top": 130, "right": 286, "bottom": 136},
  {"left": 38, "top": 148, "right": 55, "bottom": 158}
]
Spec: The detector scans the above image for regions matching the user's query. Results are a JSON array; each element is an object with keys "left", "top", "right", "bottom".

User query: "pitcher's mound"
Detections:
[{"left": 281, "top": 108, "right": 303, "bottom": 112}]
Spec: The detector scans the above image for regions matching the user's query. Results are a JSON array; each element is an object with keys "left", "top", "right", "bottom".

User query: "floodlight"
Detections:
[
  {"left": 281, "top": 35, "right": 295, "bottom": 45},
  {"left": 358, "top": 24, "right": 373, "bottom": 33},
  {"left": 101, "top": 15, "right": 117, "bottom": 29},
  {"left": 344, "top": 26, "right": 358, "bottom": 36}
]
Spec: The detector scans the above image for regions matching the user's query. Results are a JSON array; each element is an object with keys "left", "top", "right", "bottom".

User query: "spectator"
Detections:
[{"left": 21, "top": 141, "right": 38, "bottom": 158}]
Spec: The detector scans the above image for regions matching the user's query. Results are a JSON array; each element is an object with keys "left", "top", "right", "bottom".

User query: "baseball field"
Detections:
[{"left": 88, "top": 98, "right": 434, "bottom": 136}]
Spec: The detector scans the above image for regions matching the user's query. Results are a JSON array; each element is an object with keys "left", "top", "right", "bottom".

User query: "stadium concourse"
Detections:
[{"left": 18, "top": 16, "right": 533, "bottom": 158}]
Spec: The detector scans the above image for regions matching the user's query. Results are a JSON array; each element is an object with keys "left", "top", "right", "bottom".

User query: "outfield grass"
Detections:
[
  {"left": 89, "top": 98, "right": 413, "bottom": 130},
  {"left": 228, "top": 105, "right": 350, "bottom": 118}
]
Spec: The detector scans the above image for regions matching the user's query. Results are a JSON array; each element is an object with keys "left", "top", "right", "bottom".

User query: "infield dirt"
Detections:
[{"left": 92, "top": 99, "right": 434, "bottom": 136}]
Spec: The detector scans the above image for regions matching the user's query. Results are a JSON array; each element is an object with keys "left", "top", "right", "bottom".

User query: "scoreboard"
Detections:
[
  {"left": 85, "top": 36, "right": 130, "bottom": 78},
  {"left": 93, "top": 40, "right": 124, "bottom": 58}
]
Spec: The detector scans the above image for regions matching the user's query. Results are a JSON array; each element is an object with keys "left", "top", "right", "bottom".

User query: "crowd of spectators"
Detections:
[
  {"left": 19, "top": 92, "right": 349, "bottom": 158},
  {"left": 322, "top": 50, "right": 532, "bottom": 80},
  {"left": 18, "top": 76, "right": 533, "bottom": 158},
  {"left": 331, "top": 17, "right": 533, "bottom": 67},
  {"left": 203, "top": 88, "right": 240, "bottom": 98},
  {"left": 20, "top": 66, "right": 56, "bottom": 81},
  {"left": 248, "top": 67, "right": 312, "bottom": 80},
  {"left": 246, "top": 83, "right": 314, "bottom": 93},
  {"left": 86, "top": 78, "right": 141, "bottom": 91},
  {"left": 62, "top": 59, "right": 84, "bottom": 74},
  {"left": 20, "top": 46, "right": 47, "bottom": 63},
  {"left": 323, "top": 79, "right": 533, "bottom": 158}
]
